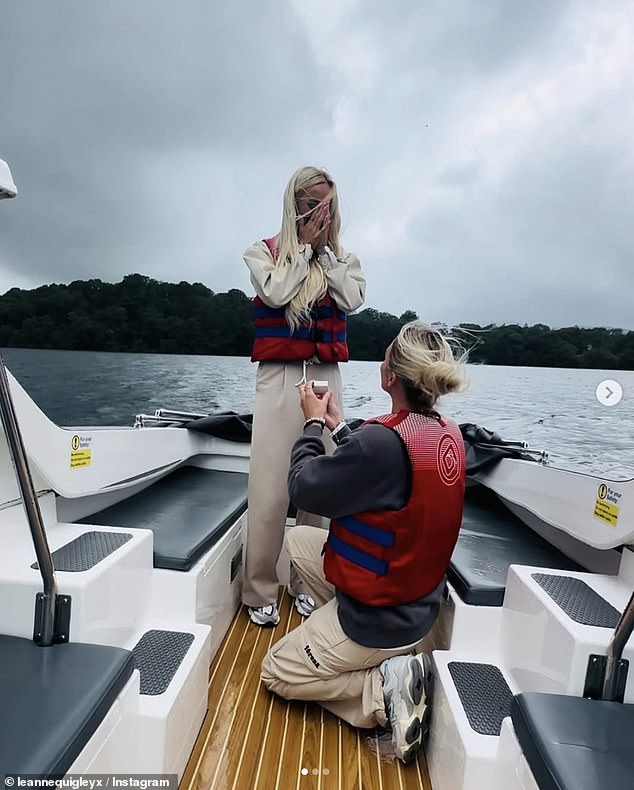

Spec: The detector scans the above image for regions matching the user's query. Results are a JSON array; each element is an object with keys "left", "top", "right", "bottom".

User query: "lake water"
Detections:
[{"left": 2, "top": 348, "right": 633, "bottom": 480}]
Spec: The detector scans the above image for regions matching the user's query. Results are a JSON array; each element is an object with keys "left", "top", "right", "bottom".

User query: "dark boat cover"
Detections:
[
  {"left": 183, "top": 411, "right": 252, "bottom": 443},
  {"left": 459, "top": 422, "right": 537, "bottom": 474}
]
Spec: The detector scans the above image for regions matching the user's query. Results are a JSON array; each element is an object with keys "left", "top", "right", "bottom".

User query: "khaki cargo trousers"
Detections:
[{"left": 261, "top": 525, "right": 418, "bottom": 728}]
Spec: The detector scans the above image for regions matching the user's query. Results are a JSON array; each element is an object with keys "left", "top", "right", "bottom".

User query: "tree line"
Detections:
[{"left": 0, "top": 274, "right": 632, "bottom": 369}]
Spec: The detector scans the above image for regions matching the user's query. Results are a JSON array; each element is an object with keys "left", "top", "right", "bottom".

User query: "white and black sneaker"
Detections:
[
  {"left": 247, "top": 603, "right": 280, "bottom": 627},
  {"left": 293, "top": 593, "right": 316, "bottom": 617},
  {"left": 380, "top": 653, "right": 433, "bottom": 764}
]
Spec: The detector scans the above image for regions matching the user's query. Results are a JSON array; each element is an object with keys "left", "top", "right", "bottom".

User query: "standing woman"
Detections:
[{"left": 242, "top": 166, "right": 366, "bottom": 626}]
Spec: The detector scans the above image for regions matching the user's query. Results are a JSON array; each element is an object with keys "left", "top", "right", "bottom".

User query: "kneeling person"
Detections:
[{"left": 260, "top": 320, "right": 467, "bottom": 764}]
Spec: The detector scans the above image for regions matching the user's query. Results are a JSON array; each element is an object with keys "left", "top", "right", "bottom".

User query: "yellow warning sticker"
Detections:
[
  {"left": 70, "top": 449, "right": 92, "bottom": 469},
  {"left": 593, "top": 483, "right": 622, "bottom": 527},
  {"left": 70, "top": 434, "right": 92, "bottom": 470}
]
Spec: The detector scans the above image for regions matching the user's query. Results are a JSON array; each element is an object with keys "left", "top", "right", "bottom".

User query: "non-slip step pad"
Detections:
[
  {"left": 448, "top": 486, "right": 581, "bottom": 606},
  {"left": 531, "top": 573, "right": 622, "bottom": 628},
  {"left": 132, "top": 629, "right": 195, "bottom": 695},
  {"left": 80, "top": 467, "right": 248, "bottom": 571},
  {"left": 0, "top": 634, "right": 134, "bottom": 775},
  {"left": 32, "top": 530, "right": 133, "bottom": 572},
  {"left": 448, "top": 661, "right": 513, "bottom": 736},
  {"left": 512, "top": 693, "right": 634, "bottom": 790}
]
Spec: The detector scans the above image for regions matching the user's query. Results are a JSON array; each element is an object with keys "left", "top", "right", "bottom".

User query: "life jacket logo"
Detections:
[{"left": 438, "top": 434, "right": 461, "bottom": 485}]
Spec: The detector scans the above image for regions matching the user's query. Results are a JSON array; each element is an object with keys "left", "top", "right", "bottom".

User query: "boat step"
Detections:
[
  {"left": 128, "top": 623, "right": 211, "bottom": 779},
  {"left": 148, "top": 514, "right": 245, "bottom": 663},
  {"left": 73, "top": 622, "right": 211, "bottom": 779},
  {"left": 448, "top": 661, "right": 513, "bottom": 736},
  {"left": 32, "top": 530, "right": 133, "bottom": 572},
  {"left": 500, "top": 566, "right": 634, "bottom": 701},
  {"left": 0, "top": 524, "right": 153, "bottom": 643},
  {"left": 531, "top": 573, "right": 621, "bottom": 627},
  {"left": 132, "top": 629, "right": 195, "bottom": 695},
  {"left": 428, "top": 652, "right": 518, "bottom": 790}
]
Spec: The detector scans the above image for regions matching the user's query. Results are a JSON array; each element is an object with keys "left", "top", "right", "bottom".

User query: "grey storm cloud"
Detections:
[
  {"left": 1, "top": 0, "right": 633, "bottom": 329},
  {"left": 0, "top": 2, "right": 333, "bottom": 285}
]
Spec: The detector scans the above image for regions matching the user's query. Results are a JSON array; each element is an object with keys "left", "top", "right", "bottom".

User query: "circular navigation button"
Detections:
[{"left": 596, "top": 379, "right": 623, "bottom": 407}]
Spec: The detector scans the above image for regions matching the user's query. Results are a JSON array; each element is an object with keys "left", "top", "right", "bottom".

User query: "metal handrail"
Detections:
[
  {"left": 155, "top": 408, "right": 209, "bottom": 420},
  {"left": 602, "top": 590, "right": 634, "bottom": 700},
  {"left": 0, "top": 355, "right": 57, "bottom": 645},
  {"left": 134, "top": 408, "right": 210, "bottom": 428}
]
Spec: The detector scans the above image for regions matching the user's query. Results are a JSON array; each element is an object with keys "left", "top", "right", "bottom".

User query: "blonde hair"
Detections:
[
  {"left": 388, "top": 320, "right": 467, "bottom": 411},
  {"left": 276, "top": 166, "right": 342, "bottom": 331}
]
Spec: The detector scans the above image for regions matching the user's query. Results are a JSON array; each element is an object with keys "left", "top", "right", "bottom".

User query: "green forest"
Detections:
[{"left": 1, "top": 274, "right": 632, "bottom": 369}]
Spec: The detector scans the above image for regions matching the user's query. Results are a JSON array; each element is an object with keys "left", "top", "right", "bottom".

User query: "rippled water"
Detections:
[{"left": 2, "top": 348, "right": 633, "bottom": 480}]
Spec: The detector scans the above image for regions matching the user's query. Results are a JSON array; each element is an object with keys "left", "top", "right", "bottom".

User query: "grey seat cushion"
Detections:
[
  {"left": 449, "top": 486, "right": 580, "bottom": 606},
  {"left": 82, "top": 467, "right": 248, "bottom": 571},
  {"left": 512, "top": 692, "right": 634, "bottom": 790},
  {"left": 0, "top": 634, "right": 134, "bottom": 775}
]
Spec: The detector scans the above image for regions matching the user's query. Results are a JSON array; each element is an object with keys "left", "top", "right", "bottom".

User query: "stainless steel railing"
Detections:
[
  {"left": 134, "top": 408, "right": 209, "bottom": 428},
  {"left": 0, "top": 355, "right": 57, "bottom": 645},
  {"left": 601, "top": 589, "right": 634, "bottom": 701}
]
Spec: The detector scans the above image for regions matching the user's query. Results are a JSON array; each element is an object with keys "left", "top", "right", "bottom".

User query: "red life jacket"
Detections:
[
  {"left": 323, "top": 410, "right": 466, "bottom": 606},
  {"left": 250, "top": 237, "right": 349, "bottom": 363}
]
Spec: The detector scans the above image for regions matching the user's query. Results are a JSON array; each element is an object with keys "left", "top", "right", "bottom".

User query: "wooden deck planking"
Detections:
[{"left": 181, "top": 590, "right": 431, "bottom": 790}]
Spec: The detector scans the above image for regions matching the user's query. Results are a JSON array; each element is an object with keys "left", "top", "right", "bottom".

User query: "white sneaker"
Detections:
[
  {"left": 294, "top": 593, "right": 316, "bottom": 617},
  {"left": 380, "top": 653, "right": 432, "bottom": 764},
  {"left": 247, "top": 603, "right": 280, "bottom": 627}
]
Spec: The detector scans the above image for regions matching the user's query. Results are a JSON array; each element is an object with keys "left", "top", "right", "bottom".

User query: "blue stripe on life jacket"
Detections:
[
  {"left": 254, "top": 305, "right": 286, "bottom": 318},
  {"left": 310, "top": 305, "right": 347, "bottom": 321},
  {"left": 328, "top": 533, "right": 388, "bottom": 576},
  {"left": 337, "top": 516, "right": 395, "bottom": 548},
  {"left": 313, "top": 306, "right": 334, "bottom": 319},
  {"left": 312, "top": 306, "right": 347, "bottom": 321},
  {"left": 254, "top": 326, "right": 312, "bottom": 339}
]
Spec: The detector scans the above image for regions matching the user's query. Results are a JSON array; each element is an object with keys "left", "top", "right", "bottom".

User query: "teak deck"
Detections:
[{"left": 181, "top": 590, "right": 432, "bottom": 790}]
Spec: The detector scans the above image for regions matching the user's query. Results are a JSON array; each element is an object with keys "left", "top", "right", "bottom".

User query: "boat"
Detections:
[{"left": 1, "top": 157, "right": 633, "bottom": 789}]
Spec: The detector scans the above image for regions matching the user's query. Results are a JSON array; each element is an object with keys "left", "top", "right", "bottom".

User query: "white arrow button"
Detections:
[{"left": 596, "top": 379, "right": 623, "bottom": 407}]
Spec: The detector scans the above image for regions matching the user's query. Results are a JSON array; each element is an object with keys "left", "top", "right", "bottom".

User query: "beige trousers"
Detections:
[
  {"left": 242, "top": 361, "right": 342, "bottom": 607},
  {"left": 261, "top": 526, "right": 415, "bottom": 729}
]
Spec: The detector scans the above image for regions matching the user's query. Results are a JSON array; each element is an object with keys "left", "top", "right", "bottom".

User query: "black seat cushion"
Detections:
[
  {"left": 512, "top": 692, "right": 634, "bottom": 790},
  {"left": 0, "top": 634, "right": 134, "bottom": 775},
  {"left": 81, "top": 467, "right": 248, "bottom": 571},
  {"left": 449, "top": 486, "right": 581, "bottom": 605}
]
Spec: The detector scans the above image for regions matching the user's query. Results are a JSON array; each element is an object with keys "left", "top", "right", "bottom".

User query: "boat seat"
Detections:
[
  {"left": 0, "top": 634, "right": 135, "bottom": 775},
  {"left": 449, "top": 486, "right": 581, "bottom": 605},
  {"left": 511, "top": 692, "right": 634, "bottom": 790},
  {"left": 81, "top": 467, "right": 248, "bottom": 571}
]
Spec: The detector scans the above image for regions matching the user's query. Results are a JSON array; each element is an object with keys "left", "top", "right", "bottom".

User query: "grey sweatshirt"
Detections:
[{"left": 288, "top": 421, "right": 445, "bottom": 648}]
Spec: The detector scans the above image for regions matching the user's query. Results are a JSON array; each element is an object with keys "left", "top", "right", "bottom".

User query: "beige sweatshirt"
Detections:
[{"left": 243, "top": 240, "right": 366, "bottom": 312}]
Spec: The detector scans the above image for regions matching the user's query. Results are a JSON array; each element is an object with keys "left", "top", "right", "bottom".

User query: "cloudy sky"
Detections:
[{"left": 1, "top": 0, "right": 633, "bottom": 329}]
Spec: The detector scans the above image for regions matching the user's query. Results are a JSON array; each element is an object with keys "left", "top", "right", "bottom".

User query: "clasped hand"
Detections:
[
  {"left": 298, "top": 381, "right": 340, "bottom": 431},
  {"left": 299, "top": 202, "right": 331, "bottom": 250}
]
